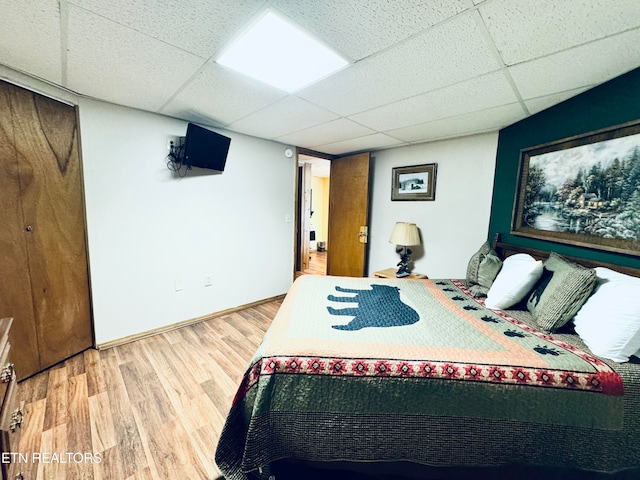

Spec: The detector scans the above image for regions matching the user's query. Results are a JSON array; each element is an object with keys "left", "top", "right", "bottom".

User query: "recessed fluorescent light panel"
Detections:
[{"left": 217, "top": 11, "right": 348, "bottom": 93}]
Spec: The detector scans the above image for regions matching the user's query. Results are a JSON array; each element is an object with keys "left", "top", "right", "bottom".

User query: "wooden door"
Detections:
[
  {"left": 327, "top": 152, "right": 371, "bottom": 277},
  {"left": 0, "top": 81, "right": 93, "bottom": 379},
  {"left": 0, "top": 83, "right": 42, "bottom": 378}
]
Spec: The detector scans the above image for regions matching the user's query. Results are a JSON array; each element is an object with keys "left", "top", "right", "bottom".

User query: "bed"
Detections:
[{"left": 215, "top": 237, "right": 640, "bottom": 480}]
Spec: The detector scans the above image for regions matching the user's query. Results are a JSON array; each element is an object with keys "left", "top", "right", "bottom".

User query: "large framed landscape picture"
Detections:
[{"left": 512, "top": 120, "right": 640, "bottom": 256}]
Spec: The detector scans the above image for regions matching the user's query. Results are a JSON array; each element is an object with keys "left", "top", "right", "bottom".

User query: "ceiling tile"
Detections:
[
  {"left": 276, "top": 118, "right": 375, "bottom": 148},
  {"left": 298, "top": 11, "right": 501, "bottom": 116},
  {"left": 161, "top": 62, "right": 285, "bottom": 127},
  {"left": 69, "top": 0, "right": 264, "bottom": 58},
  {"left": 312, "top": 133, "right": 405, "bottom": 155},
  {"left": 67, "top": 6, "right": 206, "bottom": 111},
  {"left": 388, "top": 103, "right": 526, "bottom": 143},
  {"left": 0, "top": 0, "right": 61, "bottom": 84},
  {"left": 509, "top": 27, "right": 640, "bottom": 99},
  {"left": 272, "top": 0, "right": 469, "bottom": 60},
  {"left": 348, "top": 71, "right": 517, "bottom": 131},
  {"left": 2, "top": 0, "right": 639, "bottom": 155},
  {"left": 227, "top": 96, "right": 339, "bottom": 139},
  {"left": 525, "top": 87, "right": 593, "bottom": 116},
  {"left": 480, "top": 0, "right": 640, "bottom": 65}
]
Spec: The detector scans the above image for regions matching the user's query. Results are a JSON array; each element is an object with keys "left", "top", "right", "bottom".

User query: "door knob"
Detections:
[{"left": 25, "top": 226, "right": 33, "bottom": 232}]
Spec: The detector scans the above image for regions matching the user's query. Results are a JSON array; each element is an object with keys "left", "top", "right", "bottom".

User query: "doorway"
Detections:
[
  {"left": 296, "top": 153, "right": 331, "bottom": 277},
  {"left": 294, "top": 150, "right": 371, "bottom": 279}
]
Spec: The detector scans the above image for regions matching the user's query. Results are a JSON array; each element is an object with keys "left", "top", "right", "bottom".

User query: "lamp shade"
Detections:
[{"left": 389, "top": 222, "right": 421, "bottom": 246}]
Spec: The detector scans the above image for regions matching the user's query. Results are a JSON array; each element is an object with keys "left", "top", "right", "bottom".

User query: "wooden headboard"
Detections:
[{"left": 491, "top": 233, "right": 640, "bottom": 278}]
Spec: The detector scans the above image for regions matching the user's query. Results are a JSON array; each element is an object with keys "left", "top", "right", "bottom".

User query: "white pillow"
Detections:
[
  {"left": 485, "top": 254, "right": 543, "bottom": 310},
  {"left": 573, "top": 267, "right": 640, "bottom": 363}
]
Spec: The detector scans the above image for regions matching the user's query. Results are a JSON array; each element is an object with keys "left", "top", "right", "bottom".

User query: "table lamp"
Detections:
[{"left": 389, "top": 222, "right": 421, "bottom": 278}]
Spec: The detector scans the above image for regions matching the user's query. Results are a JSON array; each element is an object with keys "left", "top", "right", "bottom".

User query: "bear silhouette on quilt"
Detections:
[{"left": 327, "top": 284, "right": 419, "bottom": 331}]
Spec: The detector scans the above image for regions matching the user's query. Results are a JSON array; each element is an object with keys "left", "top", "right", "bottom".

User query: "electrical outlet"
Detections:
[
  {"left": 175, "top": 279, "right": 184, "bottom": 291},
  {"left": 204, "top": 274, "right": 213, "bottom": 287}
]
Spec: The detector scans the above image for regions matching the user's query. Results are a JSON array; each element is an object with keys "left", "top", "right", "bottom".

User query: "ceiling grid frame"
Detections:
[{"left": 0, "top": 0, "right": 637, "bottom": 155}]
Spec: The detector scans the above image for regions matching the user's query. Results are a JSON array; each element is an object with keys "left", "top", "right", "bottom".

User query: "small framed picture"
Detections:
[{"left": 391, "top": 163, "right": 437, "bottom": 201}]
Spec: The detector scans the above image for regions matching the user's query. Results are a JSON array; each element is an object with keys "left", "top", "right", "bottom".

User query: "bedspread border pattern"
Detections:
[{"left": 233, "top": 279, "right": 623, "bottom": 405}]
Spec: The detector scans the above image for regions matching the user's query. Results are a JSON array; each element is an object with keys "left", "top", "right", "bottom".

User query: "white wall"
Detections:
[
  {"left": 78, "top": 99, "right": 296, "bottom": 345},
  {"left": 0, "top": 66, "right": 499, "bottom": 345},
  {"left": 368, "top": 132, "right": 498, "bottom": 279}
]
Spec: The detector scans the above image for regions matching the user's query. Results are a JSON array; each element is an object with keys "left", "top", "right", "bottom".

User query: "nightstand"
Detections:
[{"left": 373, "top": 268, "right": 428, "bottom": 279}]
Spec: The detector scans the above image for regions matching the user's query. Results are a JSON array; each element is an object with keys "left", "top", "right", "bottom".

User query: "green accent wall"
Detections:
[{"left": 488, "top": 66, "right": 640, "bottom": 269}]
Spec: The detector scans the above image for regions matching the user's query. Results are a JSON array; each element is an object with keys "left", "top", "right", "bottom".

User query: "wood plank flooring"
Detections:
[
  {"left": 10, "top": 300, "right": 281, "bottom": 480},
  {"left": 302, "top": 249, "right": 327, "bottom": 276}
]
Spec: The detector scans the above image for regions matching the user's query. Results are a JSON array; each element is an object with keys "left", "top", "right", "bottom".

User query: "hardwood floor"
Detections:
[
  {"left": 10, "top": 300, "right": 281, "bottom": 480},
  {"left": 303, "top": 249, "right": 327, "bottom": 275}
]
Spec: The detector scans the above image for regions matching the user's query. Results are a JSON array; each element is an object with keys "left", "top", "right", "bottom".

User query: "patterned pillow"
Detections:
[
  {"left": 466, "top": 242, "right": 502, "bottom": 297},
  {"left": 526, "top": 252, "right": 597, "bottom": 332}
]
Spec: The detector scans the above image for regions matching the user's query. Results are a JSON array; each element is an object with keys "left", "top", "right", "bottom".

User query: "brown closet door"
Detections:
[
  {"left": 0, "top": 82, "right": 42, "bottom": 378},
  {"left": 3, "top": 82, "right": 93, "bottom": 378}
]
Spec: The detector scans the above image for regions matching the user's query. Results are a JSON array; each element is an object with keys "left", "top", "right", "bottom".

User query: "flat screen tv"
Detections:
[{"left": 183, "top": 123, "right": 231, "bottom": 172}]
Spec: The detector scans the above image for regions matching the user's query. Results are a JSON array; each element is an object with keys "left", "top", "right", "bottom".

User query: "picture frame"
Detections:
[
  {"left": 512, "top": 119, "right": 640, "bottom": 256},
  {"left": 391, "top": 163, "right": 437, "bottom": 201}
]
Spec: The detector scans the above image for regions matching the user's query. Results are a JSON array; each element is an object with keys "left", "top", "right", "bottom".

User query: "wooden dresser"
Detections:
[{"left": 0, "top": 318, "right": 23, "bottom": 480}]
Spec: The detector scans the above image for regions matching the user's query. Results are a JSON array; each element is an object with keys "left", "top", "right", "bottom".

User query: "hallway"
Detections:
[{"left": 302, "top": 249, "right": 327, "bottom": 276}]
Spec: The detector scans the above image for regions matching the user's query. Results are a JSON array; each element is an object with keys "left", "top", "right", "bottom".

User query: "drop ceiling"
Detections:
[{"left": 1, "top": 0, "right": 639, "bottom": 156}]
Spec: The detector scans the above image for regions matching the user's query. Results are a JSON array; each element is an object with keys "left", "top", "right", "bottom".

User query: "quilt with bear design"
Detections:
[{"left": 216, "top": 275, "right": 628, "bottom": 480}]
